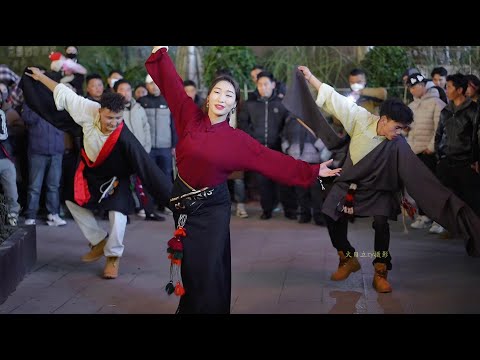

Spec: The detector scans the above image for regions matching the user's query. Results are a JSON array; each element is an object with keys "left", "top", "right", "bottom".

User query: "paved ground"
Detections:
[{"left": 2, "top": 202, "right": 480, "bottom": 314}]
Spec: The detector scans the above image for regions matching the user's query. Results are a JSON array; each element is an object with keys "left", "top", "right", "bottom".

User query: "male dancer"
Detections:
[
  {"left": 22, "top": 67, "right": 172, "bottom": 279},
  {"left": 283, "top": 66, "right": 480, "bottom": 293}
]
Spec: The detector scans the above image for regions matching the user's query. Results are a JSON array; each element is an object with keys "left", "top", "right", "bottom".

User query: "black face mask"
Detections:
[{"left": 65, "top": 53, "right": 77, "bottom": 60}]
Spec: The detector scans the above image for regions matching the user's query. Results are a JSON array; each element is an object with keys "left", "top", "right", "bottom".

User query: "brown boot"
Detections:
[
  {"left": 81, "top": 238, "right": 107, "bottom": 262},
  {"left": 330, "top": 251, "right": 361, "bottom": 281},
  {"left": 373, "top": 263, "right": 392, "bottom": 293},
  {"left": 103, "top": 257, "right": 120, "bottom": 279}
]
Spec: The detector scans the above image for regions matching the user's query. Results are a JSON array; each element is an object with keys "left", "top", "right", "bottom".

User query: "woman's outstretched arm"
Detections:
[{"left": 145, "top": 47, "right": 203, "bottom": 136}]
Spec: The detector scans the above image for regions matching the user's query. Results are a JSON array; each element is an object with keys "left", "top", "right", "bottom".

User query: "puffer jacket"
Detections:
[
  {"left": 137, "top": 94, "right": 177, "bottom": 149},
  {"left": 237, "top": 89, "right": 289, "bottom": 150},
  {"left": 122, "top": 99, "right": 151, "bottom": 153},
  {"left": 407, "top": 81, "right": 446, "bottom": 154}
]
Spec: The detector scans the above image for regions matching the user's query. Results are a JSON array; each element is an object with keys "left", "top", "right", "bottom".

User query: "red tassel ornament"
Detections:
[
  {"left": 401, "top": 197, "right": 417, "bottom": 220},
  {"left": 165, "top": 214, "right": 187, "bottom": 297},
  {"left": 135, "top": 176, "right": 147, "bottom": 206},
  {"left": 341, "top": 183, "right": 357, "bottom": 222},
  {"left": 167, "top": 236, "right": 183, "bottom": 251},
  {"left": 174, "top": 227, "right": 186, "bottom": 237},
  {"left": 174, "top": 281, "right": 185, "bottom": 296}
]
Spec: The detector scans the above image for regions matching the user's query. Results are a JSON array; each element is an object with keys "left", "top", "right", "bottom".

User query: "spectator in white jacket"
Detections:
[
  {"left": 114, "top": 79, "right": 151, "bottom": 153},
  {"left": 406, "top": 73, "right": 446, "bottom": 230}
]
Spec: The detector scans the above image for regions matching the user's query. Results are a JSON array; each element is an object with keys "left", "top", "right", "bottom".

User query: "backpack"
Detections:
[{"left": 432, "top": 85, "right": 448, "bottom": 104}]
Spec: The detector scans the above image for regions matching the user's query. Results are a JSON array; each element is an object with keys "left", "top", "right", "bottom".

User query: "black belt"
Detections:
[{"left": 169, "top": 174, "right": 214, "bottom": 212}]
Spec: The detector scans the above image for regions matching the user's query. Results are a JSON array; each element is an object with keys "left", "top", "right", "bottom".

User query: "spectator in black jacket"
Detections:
[
  {"left": 434, "top": 73, "right": 480, "bottom": 234},
  {"left": 85, "top": 73, "right": 104, "bottom": 102},
  {"left": 248, "top": 65, "right": 286, "bottom": 101},
  {"left": 238, "top": 71, "right": 296, "bottom": 220}
]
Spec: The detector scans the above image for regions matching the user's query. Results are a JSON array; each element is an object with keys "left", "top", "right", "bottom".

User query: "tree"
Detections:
[
  {"left": 262, "top": 46, "right": 357, "bottom": 90},
  {"left": 202, "top": 46, "right": 257, "bottom": 98},
  {"left": 80, "top": 46, "right": 158, "bottom": 87},
  {"left": 360, "top": 46, "right": 414, "bottom": 98}
]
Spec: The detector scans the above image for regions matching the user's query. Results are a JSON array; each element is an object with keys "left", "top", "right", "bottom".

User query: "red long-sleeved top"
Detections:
[{"left": 145, "top": 48, "right": 320, "bottom": 189}]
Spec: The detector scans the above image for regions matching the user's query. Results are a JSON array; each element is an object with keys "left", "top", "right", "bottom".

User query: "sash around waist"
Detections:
[{"left": 169, "top": 174, "right": 229, "bottom": 213}]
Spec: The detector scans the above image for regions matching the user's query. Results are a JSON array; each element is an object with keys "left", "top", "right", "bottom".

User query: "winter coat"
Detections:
[
  {"left": 122, "top": 99, "right": 151, "bottom": 153},
  {"left": 435, "top": 97, "right": 479, "bottom": 163},
  {"left": 407, "top": 81, "right": 446, "bottom": 154}
]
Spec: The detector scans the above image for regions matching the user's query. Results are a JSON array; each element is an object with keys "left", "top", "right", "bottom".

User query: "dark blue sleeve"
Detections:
[
  {"left": 21, "top": 104, "right": 40, "bottom": 126},
  {"left": 170, "top": 114, "right": 178, "bottom": 147}
]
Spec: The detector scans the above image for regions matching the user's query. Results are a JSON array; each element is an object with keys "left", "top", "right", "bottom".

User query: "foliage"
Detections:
[
  {"left": 175, "top": 46, "right": 205, "bottom": 92},
  {"left": 0, "top": 46, "right": 58, "bottom": 75},
  {"left": 0, "top": 46, "right": 177, "bottom": 91},
  {"left": 202, "top": 46, "right": 257, "bottom": 94},
  {"left": 262, "top": 46, "right": 357, "bottom": 90},
  {"left": 175, "top": 46, "right": 190, "bottom": 82},
  {"left": 16, "top": 46, "right": 176, "bottom": 90},
  {"left": 80, "top": 46, "right": 168, "bottom": 88},
  {"left": 360, "top": 46, "right": 414, "bottom": 98}
]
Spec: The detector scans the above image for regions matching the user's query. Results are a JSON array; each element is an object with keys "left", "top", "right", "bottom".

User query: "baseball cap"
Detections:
[{"left": 407, "top": 73, "right": 427, "bottom": 87}]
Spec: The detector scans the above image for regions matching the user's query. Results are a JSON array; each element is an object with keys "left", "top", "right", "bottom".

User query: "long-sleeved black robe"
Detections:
[
  {"left": 283, "top": 69, "right": 480, "bottom": 257},
  {"left": 18, "top": 71, "right": 172, "bottom": 215}
]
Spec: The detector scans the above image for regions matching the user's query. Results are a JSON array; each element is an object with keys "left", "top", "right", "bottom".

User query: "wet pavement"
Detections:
[{"left": 2, "top": 202, "right": 480, "bottom": 314}]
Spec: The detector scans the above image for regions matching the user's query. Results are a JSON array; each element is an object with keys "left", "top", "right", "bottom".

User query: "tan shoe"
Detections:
[
  {"left": 81, "top": 238, "right": 107, "bottom": 263},
  {"left": 103, "top": 256, "right": 120, "bottom": 279},
  {"left": 330, "top": 251, "right": 361, "bottom": 281},
  {"left": 373, "top": 263, "right": 392, "bottom": 293}
]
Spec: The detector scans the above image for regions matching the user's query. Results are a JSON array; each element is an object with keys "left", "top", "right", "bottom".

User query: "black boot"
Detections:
[
  {"left": 145, "top": 213, "right": 166, "bottom": 221},
  {"left": 284, "top": 210, "right": 297, "bottom": 220},
  {"left": 260, "top": 211, "right": 272, "bottom": 220}
]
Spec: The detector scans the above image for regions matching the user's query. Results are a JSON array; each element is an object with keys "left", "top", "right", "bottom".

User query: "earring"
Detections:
[
  {"left": 206, "top": 101, "right": 209, "bottom": 108},
  {"left": 231, "top": 107, "right": 236, "bottom": 114}
]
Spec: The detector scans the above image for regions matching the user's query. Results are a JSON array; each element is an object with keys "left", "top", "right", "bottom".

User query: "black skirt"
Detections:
[{"left": 170, "top": 176, "right": 232, "bottom": 314}]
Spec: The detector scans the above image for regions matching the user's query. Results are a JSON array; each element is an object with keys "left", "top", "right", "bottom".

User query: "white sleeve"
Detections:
[
  {"left": 53, "top": 83, "right": 100, "bottom": 126},
  {"left": 315, "top": 83, "right": 370, "bottom": 136}
]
